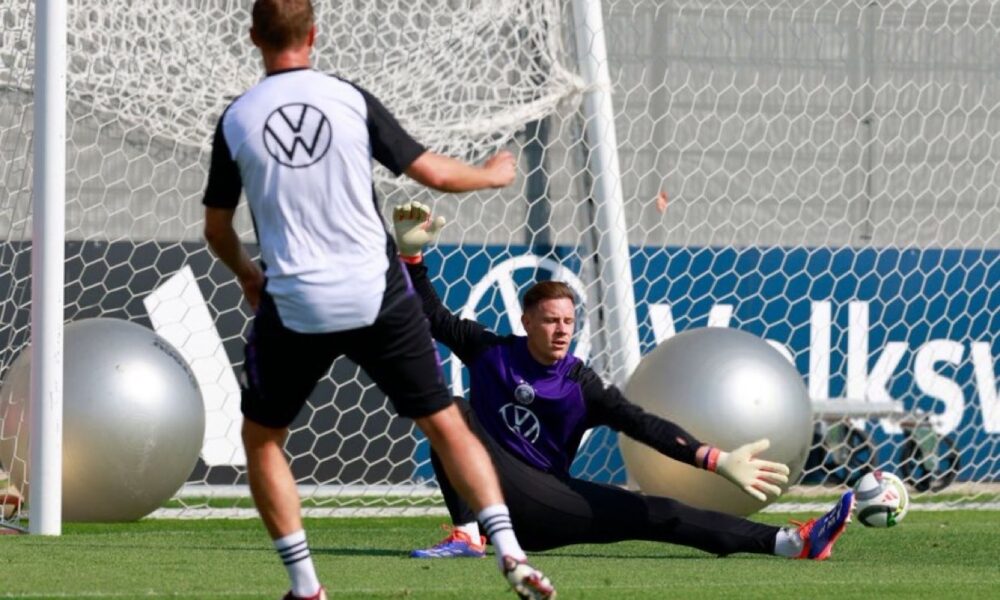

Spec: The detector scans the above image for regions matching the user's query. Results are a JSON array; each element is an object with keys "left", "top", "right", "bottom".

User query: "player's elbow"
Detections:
[
  {"left": 203, "top": 221, "right": 233, "bottom": 249},
  {"left": 406, "top": 152, "right": 457, "bottom": 191},
  {"left": 203, "top": 222, "right": 222, "bottom": 244},
  {"left": 420, "top": 170, "right": 453, "bottom": 191},
  {"left": 203, "top": 207, "right": 237, "bottom": 245}
]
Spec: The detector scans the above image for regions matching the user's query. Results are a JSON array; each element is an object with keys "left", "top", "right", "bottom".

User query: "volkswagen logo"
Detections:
[
  {"left": 262, "top": 103, "right": 332, "bottom": 168},
  {"left": 499, "top": 404, "right": 542, "bottom": 443}
]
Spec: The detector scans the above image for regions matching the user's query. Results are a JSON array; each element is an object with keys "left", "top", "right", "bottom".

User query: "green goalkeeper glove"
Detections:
[
  {"left": 392, "top": 201, "right": 446, "bottom": 258},
  {"left": 706, "top": 438, "right": 790, "bottom": 502}
]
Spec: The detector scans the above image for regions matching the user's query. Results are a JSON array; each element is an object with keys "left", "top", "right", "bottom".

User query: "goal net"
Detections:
[{"left": 1, "top": 0, "right": 998, "bottom": 525}]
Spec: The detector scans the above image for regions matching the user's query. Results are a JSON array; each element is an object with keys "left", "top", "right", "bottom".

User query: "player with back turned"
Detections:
[{"left": 201, "top": 1, "right": 555, "bottom": 598}]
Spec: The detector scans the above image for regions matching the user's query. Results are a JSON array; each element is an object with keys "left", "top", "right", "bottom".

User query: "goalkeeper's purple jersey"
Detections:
[
  {"left": 406, "top": 262, "right": 704, "bottom": 476},
  {"left": 467, "top": 336, "right": 590, "bottom": 473}
]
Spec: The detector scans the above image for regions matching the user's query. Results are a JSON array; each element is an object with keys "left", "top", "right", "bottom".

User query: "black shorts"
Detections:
[{"left": 241, "top": 259, "right": 453, "bottom": 428}]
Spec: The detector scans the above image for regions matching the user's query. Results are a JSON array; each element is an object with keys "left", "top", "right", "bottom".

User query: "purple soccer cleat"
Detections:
[{"left": 409, "top": 527, "right": 487, "bottom": 559}]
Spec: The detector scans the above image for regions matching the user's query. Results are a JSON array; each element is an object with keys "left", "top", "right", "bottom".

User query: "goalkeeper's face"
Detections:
[{"left": 522, "top": 298, "right": 576, "bottom": 365}]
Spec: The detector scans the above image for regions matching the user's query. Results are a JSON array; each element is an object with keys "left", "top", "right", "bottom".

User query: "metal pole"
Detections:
[
  {"left": 29, "top": 0, "right": 66, "bottom": 535},
  {"left": 571, "top": 0, "right": 641, "bottom": 385}
]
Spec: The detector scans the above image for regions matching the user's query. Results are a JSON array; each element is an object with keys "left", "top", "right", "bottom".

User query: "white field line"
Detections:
[{"left": 146, "top": 502, "right": 1000, "bottom": 520}]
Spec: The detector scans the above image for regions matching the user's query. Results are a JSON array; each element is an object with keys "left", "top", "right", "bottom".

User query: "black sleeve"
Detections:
[
  {"left": 202, "top": 109, "right": 242, "bottom": 209},
  {"left": 406, "top": 260, "right": 502, "bottom": 364},
  {"left": 357, "top": 87, "right": 427, "bottom": 176},
  {"left": 573, "top": 363, "right": 704, "bottom": 467}
]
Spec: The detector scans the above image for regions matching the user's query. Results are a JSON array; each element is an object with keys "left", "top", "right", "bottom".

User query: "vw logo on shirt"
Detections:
[
  {"left": 262, "top": 103, "right": 332, "bottom": 168},
  {"left": 499, "top": 404, "right": 542, "bottom": 443}
]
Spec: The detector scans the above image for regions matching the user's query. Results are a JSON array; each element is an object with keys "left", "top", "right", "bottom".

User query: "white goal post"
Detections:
[
  {"left": 29, "top": 0, "right": 65, "bottom": 536},
  {"left": 2, "top": 0, "right": 999, "bottom": 531}
]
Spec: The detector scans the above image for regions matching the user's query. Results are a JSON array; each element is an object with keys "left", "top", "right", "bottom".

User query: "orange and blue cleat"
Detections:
[
  {"left": 410, "top": 526, "right": 487, "bottom": 559},
  {"left": 796, "top": 490, "right": 856, "bottom": 560}
]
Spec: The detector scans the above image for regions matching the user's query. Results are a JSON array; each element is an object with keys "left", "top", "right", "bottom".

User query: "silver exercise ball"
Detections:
[
  {"left": 0, "top": 318, "right": 204, "bottom": 521},
  {"left": 620, "top": 327, "right": 812, "bottom": 516}
]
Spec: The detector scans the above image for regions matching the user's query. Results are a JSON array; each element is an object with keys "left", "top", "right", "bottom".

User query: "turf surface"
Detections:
[{"left": 1, "top": 511, "right": 998, "bottom": 598}]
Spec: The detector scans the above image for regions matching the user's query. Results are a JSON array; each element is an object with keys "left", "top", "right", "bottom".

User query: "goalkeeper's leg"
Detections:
[
  {"left": 416, "top": 408, "right": 555, "bottom": 597},
  {"left": 415, "top": 403, "right": 776, "bottom": 556},
  {"left": 409, "top": 428, "right": 485, "bottom": 559},
  {"left": 477, "top": 432, "right": 779, "bottom": 555},
  {"left": 468, "top": 415, "right": 818, "bottom": 558},
  {"left": 493, "top": 449, "right": 850, "bottom": 560}
]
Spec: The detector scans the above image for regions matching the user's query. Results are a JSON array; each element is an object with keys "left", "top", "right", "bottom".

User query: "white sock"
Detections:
[
  {"left": 478, "top": 504, "right": 526, "bottom": 568},
  {"left": 456, "top": 521, "right": 482, "bottom": 543},
  {"left": 274, "top": 530, "right": 322, "bottom": 597},
  {"left": 773, "top": 527, "right": 805, "bottom": 558}
]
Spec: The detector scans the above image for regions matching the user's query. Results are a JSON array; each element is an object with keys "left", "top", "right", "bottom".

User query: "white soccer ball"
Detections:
[{"left": 853, "top": 470, "right": 909, "bottom": 528}]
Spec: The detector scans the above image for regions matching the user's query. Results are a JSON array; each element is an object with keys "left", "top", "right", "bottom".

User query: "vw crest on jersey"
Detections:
[
  {"left": 499, "top": 404, "right": 542, "bottom": 443},
  {"left": 514, "top": 381, "right": 536, "bottom": 405},
  {"left": 262, "top": 103, "right": 332, "bottom": 168}
]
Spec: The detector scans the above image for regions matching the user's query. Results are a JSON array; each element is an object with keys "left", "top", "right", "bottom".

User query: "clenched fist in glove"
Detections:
[
  {"left": 704, "top": 439, "right": 790, "bottom": 502},
  {"left": 392, "top": 201, "right": 446, "bottom": 258}
]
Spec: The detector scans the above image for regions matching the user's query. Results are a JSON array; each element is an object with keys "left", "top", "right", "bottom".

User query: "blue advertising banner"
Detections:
[
  {"left": 7, "top": 241, "right": 990, "bottom": 487},
  {"left": 417, "top": 245, "right": 1000, "bottom": 486}
]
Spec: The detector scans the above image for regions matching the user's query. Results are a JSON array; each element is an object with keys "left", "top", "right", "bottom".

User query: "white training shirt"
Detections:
[{"left": 203, "top": 68, "right": 425, "bottom": 333}]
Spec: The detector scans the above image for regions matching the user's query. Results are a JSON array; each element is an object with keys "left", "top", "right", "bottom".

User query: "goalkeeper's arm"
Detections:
[
  {"left": 695, "top": 439, "right": 790, "bottom": 502},
  {"left": 576, "top": 364, "right": 789, "bottom": 501},
  {"left": 391, "top": 202, "right": 500, "bottom": 364}
]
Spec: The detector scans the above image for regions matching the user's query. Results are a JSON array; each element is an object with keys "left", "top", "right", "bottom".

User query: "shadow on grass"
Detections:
[
  {"left": 536, "top": 550, "right": 772, "bottom": 560},
  {"left": 313, "top": 546, "right": 406, "bottom": 557}
]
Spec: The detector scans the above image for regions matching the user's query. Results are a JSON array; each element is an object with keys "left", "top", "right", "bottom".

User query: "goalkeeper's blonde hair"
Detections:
[{"left": 522, "top": 281, "right": 575, "bottom": 312}]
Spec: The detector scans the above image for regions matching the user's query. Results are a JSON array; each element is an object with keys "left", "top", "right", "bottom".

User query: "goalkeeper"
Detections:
[{"left": 393, "top": 203, "right": 854, "bottom": 561}]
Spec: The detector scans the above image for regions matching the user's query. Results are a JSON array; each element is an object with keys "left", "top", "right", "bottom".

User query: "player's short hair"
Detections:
[
  {"left": 252, "top": 0, "right": 314, "bottom": 50},
  {"left": 522, "top": 281, "right": 576, "bottom": 312}
]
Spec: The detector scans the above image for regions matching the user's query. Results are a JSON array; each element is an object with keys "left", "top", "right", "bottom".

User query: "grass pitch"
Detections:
[{"left": 1, "top": 511, "right": 998, "bottom": 599}]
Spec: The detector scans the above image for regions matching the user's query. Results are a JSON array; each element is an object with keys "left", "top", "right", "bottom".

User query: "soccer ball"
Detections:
[{"left": 853, "top": 470, "right": 909, "bottom": 528}]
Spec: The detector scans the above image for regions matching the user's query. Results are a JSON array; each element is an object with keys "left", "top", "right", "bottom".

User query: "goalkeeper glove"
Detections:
[
  {"left": 705, "top": 438, "right": 790, "bottom": 502},
  {"left": 392, "top": 201, "right": 446, "bottom": 259}
]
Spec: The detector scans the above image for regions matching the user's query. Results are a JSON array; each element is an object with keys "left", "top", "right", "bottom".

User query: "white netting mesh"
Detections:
[
  {"left": 3, "top": 0, "right": 578, "bottom": 163},
  {"left": 1, "top": 0, "right": 998, "bottom": 527}
]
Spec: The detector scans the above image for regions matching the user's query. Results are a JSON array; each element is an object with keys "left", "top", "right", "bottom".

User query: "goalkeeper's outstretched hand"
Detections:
[
  {"left": 392, "top": 201, "right": 446, "bottom": 258},
  {"left": 712, "top": 439, "right": 790, "bottom": 502}
]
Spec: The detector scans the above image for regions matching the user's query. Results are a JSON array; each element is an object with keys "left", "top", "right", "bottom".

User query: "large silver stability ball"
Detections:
[
  {"left": 0, "top": 318, "right": 204, "bottom": 521},
  {"left": 620, "top": 327, "right": 812, "bottom": 516}
]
